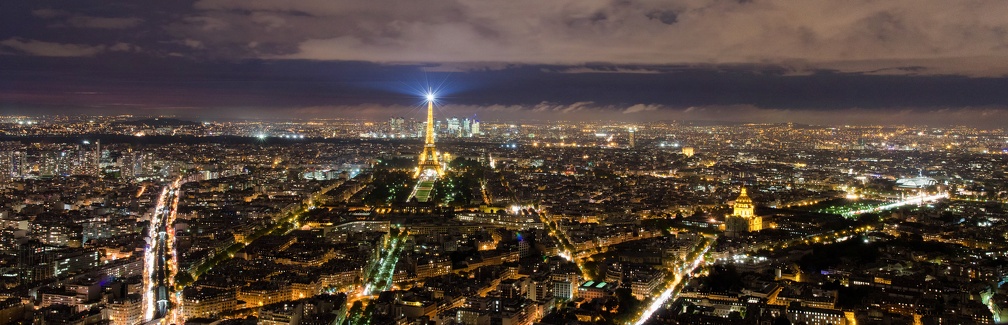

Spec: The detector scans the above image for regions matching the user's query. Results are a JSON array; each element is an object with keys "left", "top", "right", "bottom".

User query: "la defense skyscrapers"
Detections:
[{"left": 416, "top": 93, "right": 443, "bottom": 178}]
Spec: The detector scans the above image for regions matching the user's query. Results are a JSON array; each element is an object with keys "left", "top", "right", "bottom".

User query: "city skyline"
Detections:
[
  {"left": 3, "top": 2, "right": 1008, "bottom": 325},
  {"left": 3, "top": 1, "right": 1008, "bottom": 126},
  {"left": 2, "top": 117, "right": 1005, "bottom": 325}
]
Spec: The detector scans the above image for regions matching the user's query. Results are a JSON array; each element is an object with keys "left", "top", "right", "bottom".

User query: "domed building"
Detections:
[{"left": 725, "top": 187, "right": 763, "bottom": 237}]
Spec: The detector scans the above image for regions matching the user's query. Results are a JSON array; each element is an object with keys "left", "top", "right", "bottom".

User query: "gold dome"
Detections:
[
  {"left": 735, "top": 187, "right": 753, "bottom": 205},
  {"left": 733, "top": 187, "right": 755, "bottom": 218}
]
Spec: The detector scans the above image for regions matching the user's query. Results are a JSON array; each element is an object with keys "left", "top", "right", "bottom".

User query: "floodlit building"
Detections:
[
  {"left": 447, "top": 117, "right": 460, "bottom": 136},
  {"left": 182, "top": 287, "right": 238, "bottom": 320},
  {"left": 628, "top": 127, "right": 636, "bottom": 148},
  {"left": 107, "top": 294, "right": 143, "bottom": 325},
  {"left": 725, "top": 187, "right": 763, "bottom": 237}
]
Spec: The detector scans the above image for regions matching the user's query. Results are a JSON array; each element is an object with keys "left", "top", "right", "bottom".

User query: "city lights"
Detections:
[{"left": 6, "top": 1, "right": 1008, "bottom": 324}]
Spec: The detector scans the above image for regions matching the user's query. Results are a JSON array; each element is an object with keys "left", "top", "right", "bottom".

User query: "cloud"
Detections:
[
  {"left": 0, "top": 38, "right": 107, "bottom": 57},
  {"left": 0, "top": 38, "right": 138, "bottom": 57},
  {"left": 646, "top": 9, "right": 678, "bottom": 25},
  {"left": 32, "top": 9, "right": 142, "bottom": 29},
  {"left": 551, "top": 66, "right": 663, "bottom": 74},
  {"left": 528, "top": 101, "right": 597, "bottom": 113},
  {"left": 109, "top": 43, "right": 138, "bottom": 52},
  {"left": 623, "top": 104, "right": 660, "bottom": 114},
  {"left": 166, "top": 0, "right": 1008, "bottom": 76},
  {"left": 273, "top": 104, "right": 1008, "bottom": 128},
  {"left": 182, "top": 39, "right": 204, "bottom": 49},
  {"left": 66, "top": 16, "right": 142, "bottom": 29},
  {"left": 31, "top": 9, "right": 65, "bottom": 19},
  {"left": 419, "top": 62, "right": 520, "bottom": 72}
]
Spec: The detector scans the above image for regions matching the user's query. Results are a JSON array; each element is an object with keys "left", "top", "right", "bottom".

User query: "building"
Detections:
[
  {"left": 455, "top": 308, "right": 488, "bottom": 325},
  {"left": 414, "top": 257, "right": 452, "bottom": 279},
  {"left": 724, "top": 187, "right": 763, "bottom": 237},
  {"left": 0, "top": 297, "right": 25, "bottom": 324},
  {"left": 682, "top": 147, "right": 694, "bottom": 157},
  {"left": 462, "top": 118, "right": 472, "bottom": 136},
  {"left": 627, "top": 267, "right": 665, "bottom": 300},
  {"left": 0, "top": 150, "right": 26, "bottom": 182},
  {"left": 788, "top": 305, "right": 849, "bottom": 325},
  {"left": 39, "top": 278, "right": 104, "bottom": 312},
  {"left": 239, "top": 281, "right": 291, "bottom": 307},
  {"left": 895, "top": 176, "right": 937, "bottom": 189},
  {"left": 416, "top": 95, "right": 443, "bottom": 178},
  {"left": 447, "top": 117, "right": 460, "bottom": 136},
  {"left": 498, "top": 278, "right": 529, "bottom": 299},
  {"left": 16, "top": 242, "right": 56, "bottom": 284},
  {"left": 16, "top": 245, "right": 101, "bottom": 284},
  {"left": 107, "top": 294, "right": 143, "bottom": 325},
  {"left": 628, "top": 127, "right": 636, "bottom": 148},
  {"left": 182, "top": 287, "right": 237, "bottom": 320},
  {"left": 40, "top": 289, "right": 88, "bottom": 312},
  {"left": 552, "top": 271, "right": 580, "bottom": 300},
  {"left": 388, "top": 117, "right": 406, "bottom": 134},
  {"left": 527, "top": 275, "right": 554, "bottom": 301},
  {"left": 489, "top": 298, "right": 536, "bottom": 325},
  {"left": 578, "top": 281, "right": 616, "bottom": 301},
  {"left": 259, "top": 301, "right": 304, "bottom": 325}
]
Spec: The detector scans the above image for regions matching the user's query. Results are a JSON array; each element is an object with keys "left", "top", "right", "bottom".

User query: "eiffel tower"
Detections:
[{"left": 416, "top": 93, "right": 443, "bottom": 178}]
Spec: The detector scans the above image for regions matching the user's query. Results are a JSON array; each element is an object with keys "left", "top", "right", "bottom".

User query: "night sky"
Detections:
[{"left": 3, "top": 0, "right": 1008, "bottom": 126}]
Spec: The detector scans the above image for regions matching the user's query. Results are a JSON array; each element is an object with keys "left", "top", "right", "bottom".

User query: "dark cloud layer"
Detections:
[{"left": 2, "top": 1, "right": 1008, "bottom": 126}]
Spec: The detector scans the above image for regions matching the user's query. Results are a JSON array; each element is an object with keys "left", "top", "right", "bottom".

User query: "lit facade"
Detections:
[
  {"left": 182, "top": 288, "right": 237, "bottom": 320},
  {"left": 725, "top": 187, "right": 763, "bottom": 237},
  {"left": 107, "top": 294, "right": 143, "bottom": 325}
]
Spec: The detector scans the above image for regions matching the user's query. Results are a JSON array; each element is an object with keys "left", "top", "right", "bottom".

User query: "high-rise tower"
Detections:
[
  {"left": 628, "top": 127, "right": 636, "bottom": 148},
  {"left": 416, "top": 93, "right": 443, "bottom": 178}
]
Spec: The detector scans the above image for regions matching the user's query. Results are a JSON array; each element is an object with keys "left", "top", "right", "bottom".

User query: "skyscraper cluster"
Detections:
[
  {"left": 386, "top": 116, "right": 480, "bottom": 139},
  {"left": 0, "top": 142, "right": 101, "bottom": 181}
]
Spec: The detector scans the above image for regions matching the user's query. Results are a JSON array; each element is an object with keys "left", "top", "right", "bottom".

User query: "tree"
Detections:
[
  {"left": 611, "top": 288, "right": 640, "bottom": 324},
  {"left": 345, "top": 301, "right": 363, "bottom": 325}
]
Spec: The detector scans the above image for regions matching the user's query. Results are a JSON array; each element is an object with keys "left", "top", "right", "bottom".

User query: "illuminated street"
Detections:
[
  {"left": 633, "top": 238, "right": 714, "bottom": 325},
  {"left": 142, "top": 179, "right": 182, "bottom": 323},
  {"left": 363, "top": 230, "right": 407, "bottom": 296},
  {"left": 749, "top": 225, "right": 877, "bottom": 253},
  {"left": 842, "top": 192, "right": 950, "bottom": 217}
]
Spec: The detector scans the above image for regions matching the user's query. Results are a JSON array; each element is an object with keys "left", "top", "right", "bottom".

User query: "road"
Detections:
[
  {"left": 143, "top": 179, "right": 182, "bottom": 323},
  {"left": 408, "top": 176, "right": 436, "bottom": 203},
  {"left": 541, "top": 215, "right": 591, "bottom": 279},
  {"left": 362, "top": 230, "right": 407, "bottom": 295},
  {"left": 746, "top": 224, "right": 876, "bottom": 253},
  {"left": 344, "top": 229, "right": 408, "bottom": 325},
  {"left": 633, "top": 237, "right": 714, "bottom": 325},
  {"left": 543, "top": 209, "right": 717, "bottom": 325},
  {"left": 742, "top": 193, "right": 942, "bottom": 254},
  {"left": 842, "top": 192, "right": 948, "bottom": 217}
]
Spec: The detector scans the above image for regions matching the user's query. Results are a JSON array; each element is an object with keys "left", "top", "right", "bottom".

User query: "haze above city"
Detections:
[{"left": 3, "top": 1, "right": 1008, "bottom": 126}]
